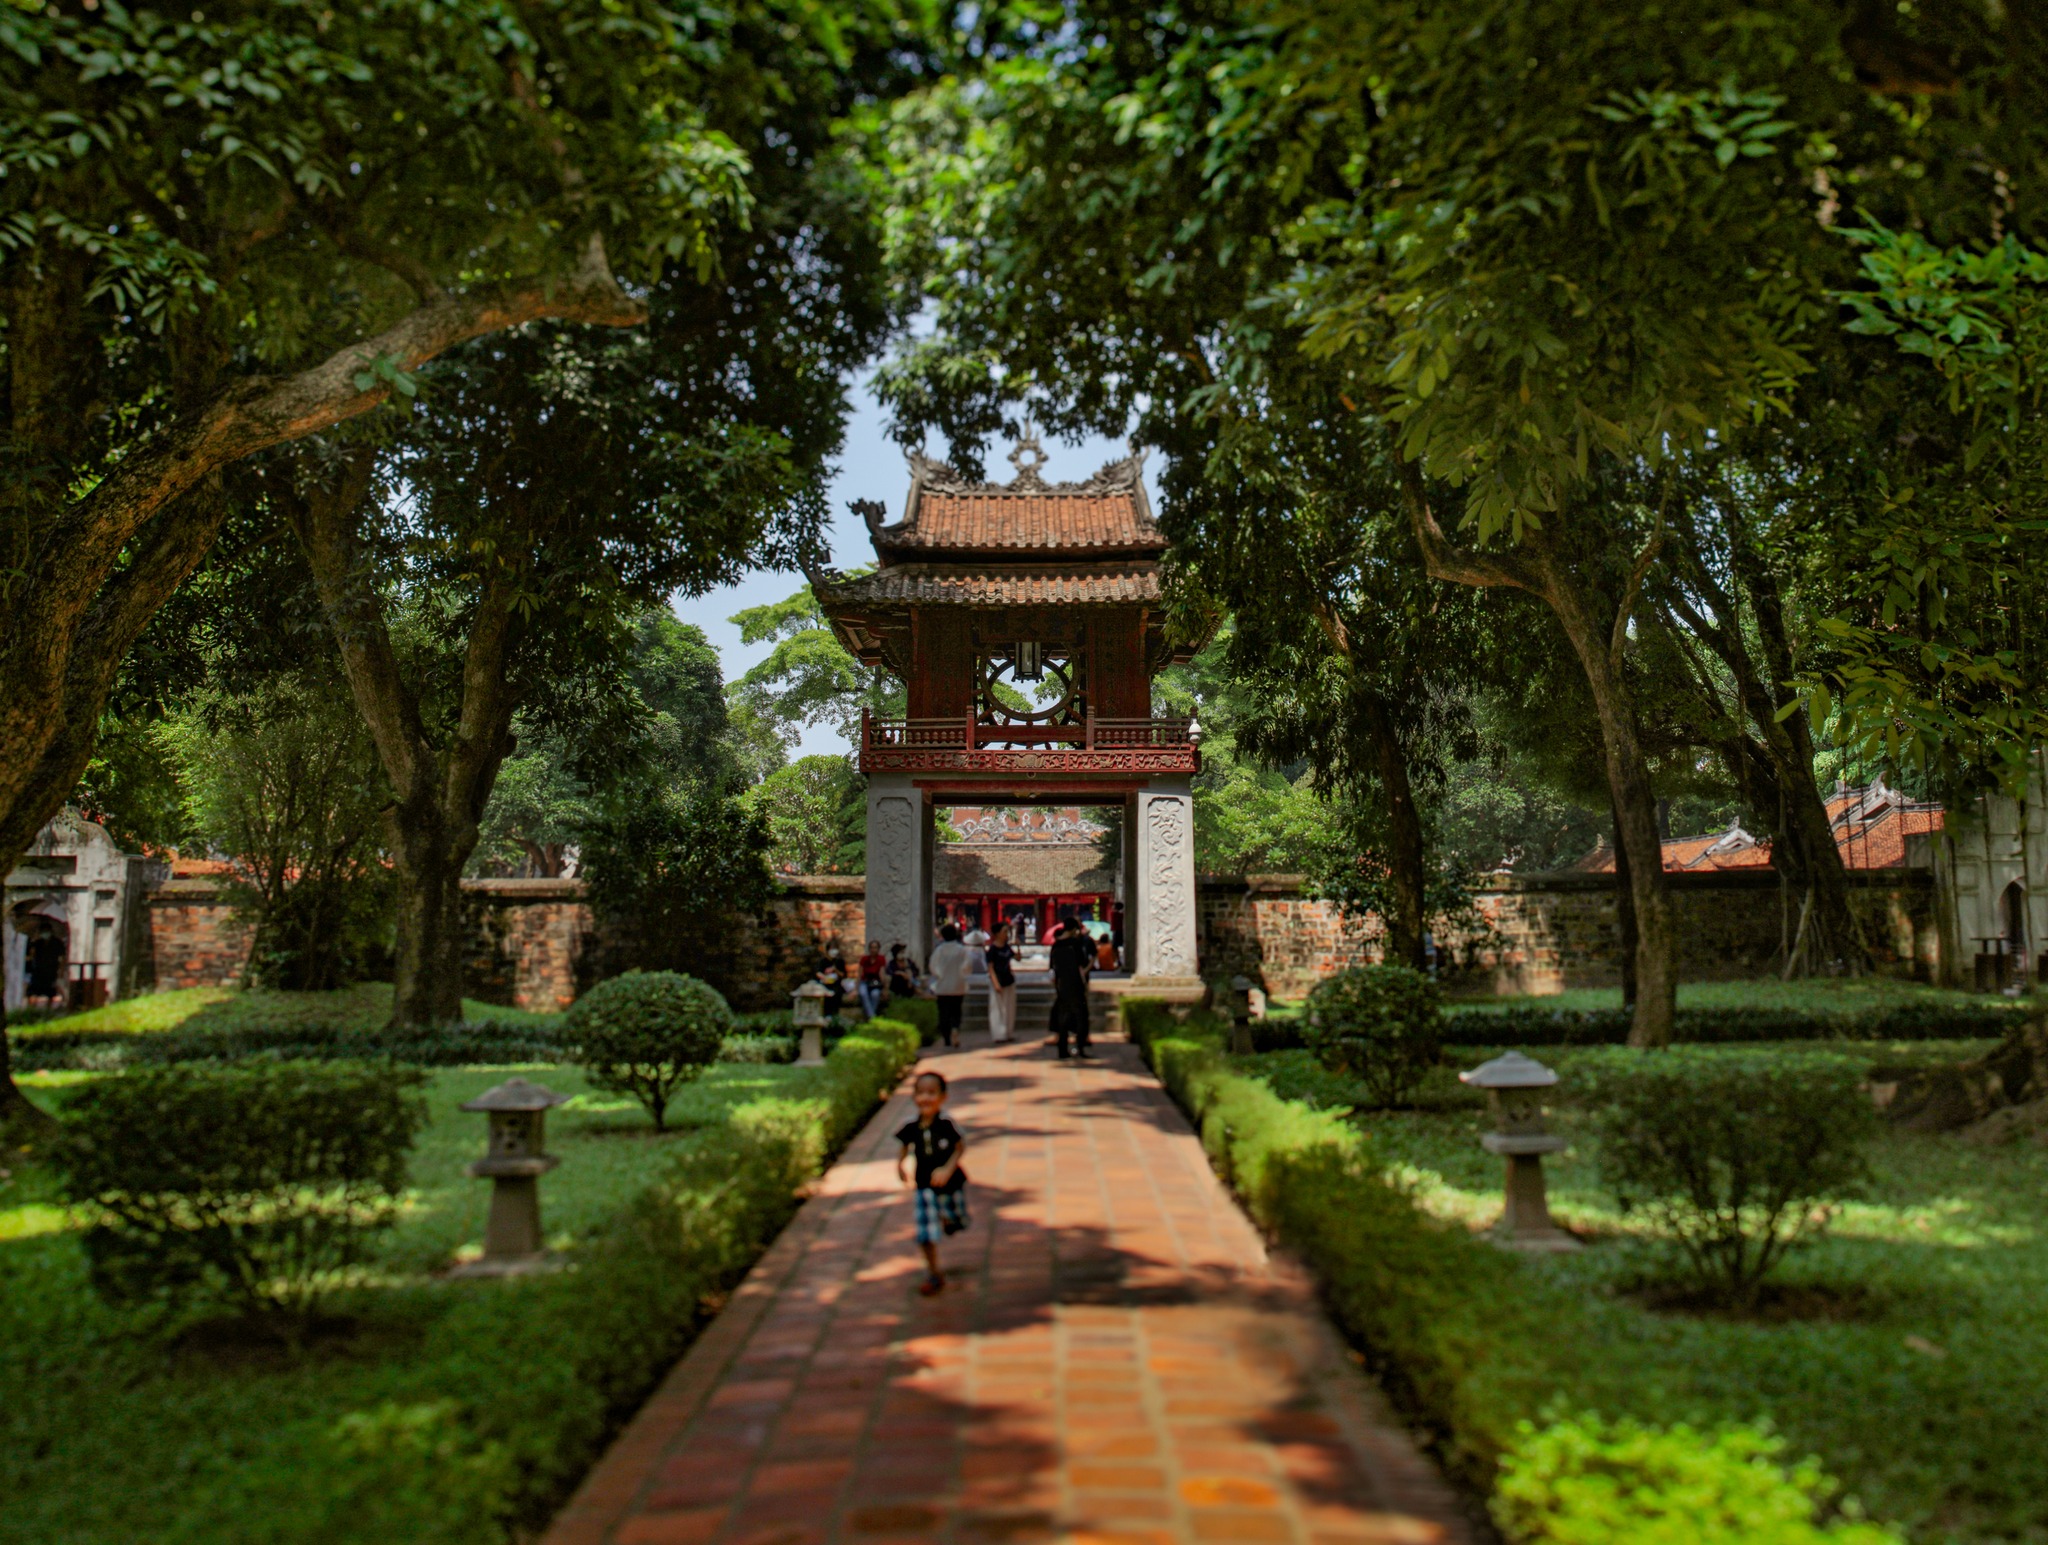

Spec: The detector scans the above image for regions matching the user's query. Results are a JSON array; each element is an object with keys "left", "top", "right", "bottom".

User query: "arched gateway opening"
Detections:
[{"left": 815, "top": 438, "right": 1213, "bottom": 991}]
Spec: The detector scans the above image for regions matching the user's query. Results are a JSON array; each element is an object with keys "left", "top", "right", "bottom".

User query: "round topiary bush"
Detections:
[
  {"left": 568, "top": 970, "right": 733, "bottom": 1130},
  {"left": 1303, "top": 964, "right": 1444, "bottom": 1108}
]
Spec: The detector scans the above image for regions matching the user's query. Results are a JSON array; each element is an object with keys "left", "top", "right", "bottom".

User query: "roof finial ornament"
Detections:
[{"left": 1008, "top": 422, "right": 1049, "bottom": 489}]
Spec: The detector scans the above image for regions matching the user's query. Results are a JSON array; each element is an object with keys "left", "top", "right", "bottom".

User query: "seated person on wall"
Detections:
[
  {"left": 856, "top": 939, "right": 887, "bottom": 1019},
  {"left": 886, "top": 942, "right": 917, "bottom": 1002},
  {"left": 812, "top": 947, "right": 847, "bottom": 1015}
]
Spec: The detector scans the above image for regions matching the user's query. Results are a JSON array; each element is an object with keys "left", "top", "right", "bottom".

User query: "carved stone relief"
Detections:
[
  {"left": 1143, "top": 794, "right": 1195, "bottom": 975},
  {"left": 866, "top": 795, "right": 919, "bottom": 949}
]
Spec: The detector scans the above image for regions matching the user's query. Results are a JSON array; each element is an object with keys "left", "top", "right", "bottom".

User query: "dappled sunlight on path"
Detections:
[{"left": 544, "top": 1033, "right": 1474, "bottom": 1545}]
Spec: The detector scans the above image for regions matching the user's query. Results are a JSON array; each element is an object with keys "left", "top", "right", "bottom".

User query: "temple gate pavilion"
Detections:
[{"left": 815, "top": 437, "right": 1210, "bottom": 985}]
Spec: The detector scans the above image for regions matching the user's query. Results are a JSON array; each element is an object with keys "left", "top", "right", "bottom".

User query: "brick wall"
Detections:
[
  {"left": 139, "top": 868, "right": 1945, "bottom": 1012},
  {"left": 464, "top": 879, "right": 593, "bottom": 1013},
  {"left": 1200, "top": 870, "right": 1942, "bottom": 998},
  {"left": 147, "top": 881, "right": 257, "bottom": 990}
]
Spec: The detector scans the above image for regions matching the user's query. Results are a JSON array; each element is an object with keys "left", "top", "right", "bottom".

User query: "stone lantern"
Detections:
[
  {"left": 792, "top": 979, "right": 831, "bottom": 1066},
  {"left": 1228, "top": 974, "right": 1256, "bottom": 1055},
  {"left": 457, "top": 1076, "right": 569, "bottom": 1273},
  {"left": 1459, "top": 1051, "right": 1579, "bottom": 1253}
]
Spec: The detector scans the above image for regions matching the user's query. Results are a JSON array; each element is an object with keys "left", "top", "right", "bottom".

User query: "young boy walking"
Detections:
[{"left": 897, "top": 1070, "right": 969, "bottom": 1296}]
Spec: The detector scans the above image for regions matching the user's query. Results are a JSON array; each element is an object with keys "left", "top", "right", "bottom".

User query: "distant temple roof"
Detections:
[
  {"left": 1574, "top": 778, "right": 1945, "bottom": 874},
  {"left": 860, "top": 438, "right": 1165, "bottom": 564}
]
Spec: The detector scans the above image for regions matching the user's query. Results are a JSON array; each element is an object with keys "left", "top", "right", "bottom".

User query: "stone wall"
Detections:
[
  {"left": 1200, "top": 870, "right": 1943, "bottom": 998},
  {"left": 146, "top": 880, "right": 257, "bottom": 990}
]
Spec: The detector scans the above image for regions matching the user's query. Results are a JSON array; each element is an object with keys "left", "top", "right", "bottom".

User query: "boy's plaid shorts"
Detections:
[{"left": 914, "top": 1186, "right": 969, "bottom": 1244}]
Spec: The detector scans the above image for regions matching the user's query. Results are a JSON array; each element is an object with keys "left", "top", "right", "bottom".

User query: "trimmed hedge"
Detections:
[
  {"left": 1118, "top": 999, "right": 1905, "bottom": 1544},
  {"left": 145, "top": 1017, "right": 924, "bottom": 1543},
  {"left": 54, "top": 1061, "right": 430, "bottom": 1319},
  {"left": 1441, "top": 1001, "right": 2025, "bottom": 1047},
  {"left": 11, "top": 1021, "right": 801, "bottom": 1073}
]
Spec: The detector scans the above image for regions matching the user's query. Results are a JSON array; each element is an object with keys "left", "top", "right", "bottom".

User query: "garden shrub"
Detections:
[
  {"left": 882, "top": 995, "right": 940, "bottom": 1043},
  {"left": 1590, "top": 1060, "right": 1877, "bottom": 1306},
  {"left": 1304, "top": 965, "right": 1444, "bottom": 1107},
  {"left": 567, "top": 970, "right": 733, "bottom": 1130},
  {"left": 1494, "top": 1415, "right": 1903, "bottom": 1544},
  {"left": 52, "top": 1060, "right": 429, "bottom": 1318}
]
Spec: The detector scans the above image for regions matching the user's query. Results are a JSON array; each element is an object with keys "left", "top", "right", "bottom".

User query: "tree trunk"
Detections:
[
  {"left": 1542, "top": 564, "right": 1676, "bottom": 1046},
  {"left": 1363, "top": 690, "right": 1429, "bottom": 969},
  {"left": 286, "top": 458, "right": 525, "bottom": 1029},
  {"left": 1665, "top": 503, "right": 1870, "bottom": 974},
  {"left": 1611, "top": 801, "right": 1639, "bottom": 1009},
  {"left": 1397, "top": 464, "right": 1676, "bottom": 1046},
  {"left": 389, "top": 809, "right": 474, "bottom": 1026}
]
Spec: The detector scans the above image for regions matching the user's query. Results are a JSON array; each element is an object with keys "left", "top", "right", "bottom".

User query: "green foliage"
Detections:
[
  {"left": 1304, "top": 967, "right": 1445, "bottom": 1108},
  {"left": 727, "top": 582, "right": 905, "bottom": 750},
  {"left": 4, "top": 1022, "right": 923, "bottom": 1544},
  {"left": 1494, "top": 1415, "right": 1903, "bottom": 1544},
  {"left": 881, "top": 995, "right": 940, "bottom": 1044},
  {"left": 744, "top": 754, "right": 867, "bottom": 874},
  {"left": 577, "top": 779, "right": 776, "bottom": 995},
  {"left": 51, "top": 1062, "right": 429, "bottom": 1319},
  {"left": 1127, "top": 1020, "right": 1913, "bottom": 1538},
  {"left": 568, "top": 972, "right": 733, "bottom": 1131},
  {"left": 160, "top": 675, "right": 391, "bottom": 991},
  {"left": 1591, "top": 1062, "right": 1877, "bottom": 1306}
]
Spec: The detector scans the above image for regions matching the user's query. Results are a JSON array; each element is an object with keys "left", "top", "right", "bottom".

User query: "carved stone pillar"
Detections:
[
  {"left": 1127, "top": 776, "right": 1199, "bottom": 986},
  {"left": 866, "top": 775, "right": 933, "bottom": 969}
]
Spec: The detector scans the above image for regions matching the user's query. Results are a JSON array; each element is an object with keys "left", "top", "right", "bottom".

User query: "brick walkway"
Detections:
[{"left": 544, "top": 1030, "right": 1475, "bottom": 1545}]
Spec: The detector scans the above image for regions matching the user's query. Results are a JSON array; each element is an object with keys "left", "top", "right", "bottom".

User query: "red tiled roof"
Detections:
[
  {"left": 886, "top": 490, "right": 1164, "bottom": 555},
  {"left": 819, "top": 564, "right": 1161, "bottom": 606},
  {"left": 1575, "top": 783, "right": 1945, "bottom": 874},
  {"left": 869, "top": 448, "right": 1166, "bottom": 559}
]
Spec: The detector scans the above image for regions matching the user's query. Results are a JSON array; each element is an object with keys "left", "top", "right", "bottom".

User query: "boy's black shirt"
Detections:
[{"left": 897, "top": 1114, "right": 966, "bottom": 1191}]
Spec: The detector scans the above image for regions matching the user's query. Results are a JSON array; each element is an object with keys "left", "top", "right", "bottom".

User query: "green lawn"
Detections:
[
  {"left": 1237, "top": 1040, "right": 2048, "bottom": 1543},
  {"left": 11, "top": 983, "right": 561, "bottom": 1038},
  {"left": 0, "top": 1058, "right": 844, "bottom": 1545}
]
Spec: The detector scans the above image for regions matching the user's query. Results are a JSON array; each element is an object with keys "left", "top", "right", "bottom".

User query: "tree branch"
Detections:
[
  {"left": 1394, "top": 458, "right": 1542, "bottom": 592},
  {"left": 38, "top": 234, "right": 644, "bottom": 618},
  {"left": 284, "top": 451, "right": 432, "bottom": 799}
]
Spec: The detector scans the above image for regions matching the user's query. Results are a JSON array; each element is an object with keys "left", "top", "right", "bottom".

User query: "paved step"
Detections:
[{"left": 544, "top": 1029, "right": 1475, "bottom": 1545}]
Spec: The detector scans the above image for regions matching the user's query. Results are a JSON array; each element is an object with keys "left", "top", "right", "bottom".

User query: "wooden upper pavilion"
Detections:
[{"left": 816, "top": 437, "right": 1205, "bottom": 801}]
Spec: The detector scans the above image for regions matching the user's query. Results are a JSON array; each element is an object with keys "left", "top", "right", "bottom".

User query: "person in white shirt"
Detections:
[{"left": 928, "top": 923, "right": 973, "bottom": 1046}]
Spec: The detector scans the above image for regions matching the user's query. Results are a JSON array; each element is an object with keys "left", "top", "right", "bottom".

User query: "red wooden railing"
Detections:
[{"left": 861, "top": 711, "right": 1195, "bottom": 754}]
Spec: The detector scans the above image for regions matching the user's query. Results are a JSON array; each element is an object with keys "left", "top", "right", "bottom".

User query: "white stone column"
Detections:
[
  {"left": 865, "top": 775, "right": 932, "bottom": 969},
  {"left": 1128, "top": 775, "right": 1199, "bottom": 984}
]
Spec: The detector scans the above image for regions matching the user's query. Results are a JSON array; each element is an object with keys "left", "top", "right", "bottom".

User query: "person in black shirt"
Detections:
[
  {"left": 984, "top": 922, "right": 1018, "bottom": 1043},
  {"left": 896, "top": 1070, "right": 969, "bottom": 1295},
  {"left": 1047, "top": 920, "right": 1093, "bottom": 1059}
]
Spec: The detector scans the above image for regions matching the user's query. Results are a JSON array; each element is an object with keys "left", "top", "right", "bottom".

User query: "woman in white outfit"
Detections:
[{"left": 983, "top": 922, "right": 1018, "bottom": 1043}]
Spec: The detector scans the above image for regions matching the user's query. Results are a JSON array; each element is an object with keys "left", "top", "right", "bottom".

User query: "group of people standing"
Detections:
[
  {"left": 925, "top": 915, "right": 1097, "bottom": 1058},
  {"left": 816, "top": 910, "right": 1110, "bottom": 1058}
]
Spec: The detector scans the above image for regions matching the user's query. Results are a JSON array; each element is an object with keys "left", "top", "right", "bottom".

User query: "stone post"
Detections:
[
  {"left": 1127, "top": 775, "right": 1200, "bottom": 991},
  {"left": 866, "top": 773, "right": 933, "bottom": 970}
]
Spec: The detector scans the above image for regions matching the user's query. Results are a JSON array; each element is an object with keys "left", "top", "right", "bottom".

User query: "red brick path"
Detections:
[{"left": 544, "top": 1032, "right": 1475, "bottom": 1545}]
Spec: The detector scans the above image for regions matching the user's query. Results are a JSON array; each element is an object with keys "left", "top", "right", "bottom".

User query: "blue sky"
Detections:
[{"left": 672, "top": 367, "right": 1153, "bottom": 758}]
